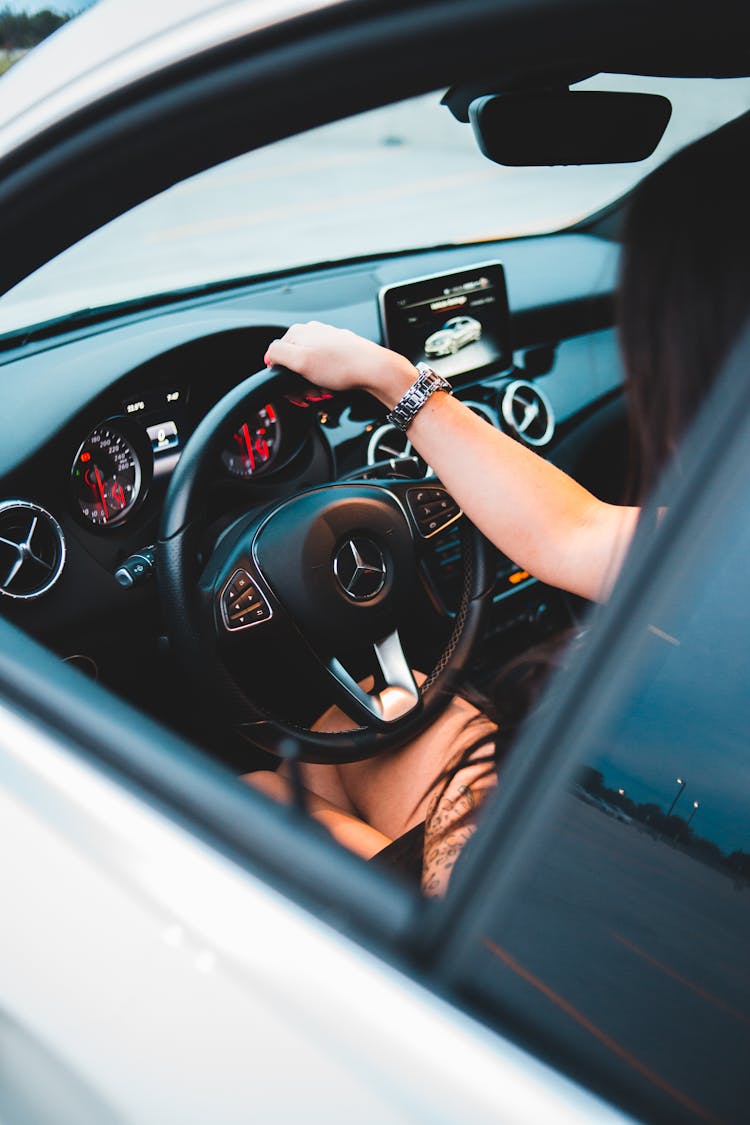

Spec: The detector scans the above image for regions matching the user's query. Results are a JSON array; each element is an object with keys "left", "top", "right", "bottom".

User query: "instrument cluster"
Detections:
[{"left": 66, "top": 382, "right": 311, "bottom": 532}]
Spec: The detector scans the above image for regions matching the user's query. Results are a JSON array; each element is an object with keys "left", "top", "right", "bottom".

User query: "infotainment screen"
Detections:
[{"left": 379, "top": 262, "right": 510, "bottom": 381}]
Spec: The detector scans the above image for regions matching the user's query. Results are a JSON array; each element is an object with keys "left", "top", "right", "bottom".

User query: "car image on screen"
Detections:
[{"left": 424, "top": 315, "right": 483, "bottom": 357}]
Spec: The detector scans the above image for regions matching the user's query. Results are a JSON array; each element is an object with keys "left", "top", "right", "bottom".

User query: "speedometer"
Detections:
[
  {"left": 72, "top": 423, "right": 142, "bottom": 527},
  {"left": 221, "top": 404, "right": 280, "bottom": 478}
]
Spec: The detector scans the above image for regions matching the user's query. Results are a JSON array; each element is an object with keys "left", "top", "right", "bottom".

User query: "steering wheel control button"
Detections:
[
  {"left": 406, "top": 487, "right": 461, "bottom": 538},
  {"left": 334, "top": 538, "right": 387, "bottom": 601},
  {"left": 221, "top": 569, "right": 272, "bottom": 630},
  {"left": 114, "top": 548, "right": 155, "bottom": 588}
]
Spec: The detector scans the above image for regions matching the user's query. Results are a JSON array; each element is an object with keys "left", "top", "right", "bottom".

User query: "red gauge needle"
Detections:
[
  {"left": 241, "top": 423, "right": 256, "bottom": 471},
  {"left": 94, "top": 465, "right": 109, "bottom": 520}
]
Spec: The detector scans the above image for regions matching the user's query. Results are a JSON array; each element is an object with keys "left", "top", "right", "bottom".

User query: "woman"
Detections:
[{"left": 249, "top": 111, "right": 750, "bottom": 895}]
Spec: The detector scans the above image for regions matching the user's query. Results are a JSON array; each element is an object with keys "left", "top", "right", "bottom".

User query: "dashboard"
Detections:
[{"left": 0, "top": 231, "right": 627, "bottom": 756}]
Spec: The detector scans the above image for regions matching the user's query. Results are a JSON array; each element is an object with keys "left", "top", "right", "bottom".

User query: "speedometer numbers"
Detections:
[
  {"left": 222, "top": 404, "right": 280, "bottom": 478},
  {"left": 72, "top": 424, "right": 142, "bottom": 527}
]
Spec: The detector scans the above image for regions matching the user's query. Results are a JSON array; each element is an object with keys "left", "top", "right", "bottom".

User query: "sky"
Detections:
[{"left": 2, "top": 1, "right": 93, "bottom": 13}]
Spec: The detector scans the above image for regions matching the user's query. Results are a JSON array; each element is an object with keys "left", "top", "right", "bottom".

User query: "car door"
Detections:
[
  {"left": 2, "top": 594, "right": 645, "bottom": 1124},
  {"left": 429, "top": 322, "right": 750, "bottom": 1125}
]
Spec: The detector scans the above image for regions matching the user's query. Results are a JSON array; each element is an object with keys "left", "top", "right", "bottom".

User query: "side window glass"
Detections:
[{"left": 447, "top": 496, "right": 750, "bottom": 1125}]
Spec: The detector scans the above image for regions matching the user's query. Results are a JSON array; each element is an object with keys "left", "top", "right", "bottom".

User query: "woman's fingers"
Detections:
[
  {"left": 264, "top": 335, "right": 304, "bottom": 371},
  {"left": 264, "top": 322, "right": 345, "bottom": 383},
  {"left": 264, "top": 320, "right": 416, "bottom": 400}
]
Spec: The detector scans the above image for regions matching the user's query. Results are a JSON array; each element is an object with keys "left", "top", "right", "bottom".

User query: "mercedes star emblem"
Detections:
[{"left": 333, "top": 537, "right": 386, "bottom": 601}]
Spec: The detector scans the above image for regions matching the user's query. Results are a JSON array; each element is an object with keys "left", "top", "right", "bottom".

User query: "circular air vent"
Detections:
[
  {"left": 366, "top": 423, "right": 427, "bottom": 475},
  {"left": 367, "top": 402, "right": 496, "bottom": 474},
  {"left": 0, "top": 501, "right": 66, "bottom": 600},
  {"left": 499, "top": 380, "right": 555, "bottom": 447}
]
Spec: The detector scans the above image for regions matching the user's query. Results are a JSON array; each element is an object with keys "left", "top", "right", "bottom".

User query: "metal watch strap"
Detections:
[{"left": 386, "top": 363, "right": 452, "bottom": 432}]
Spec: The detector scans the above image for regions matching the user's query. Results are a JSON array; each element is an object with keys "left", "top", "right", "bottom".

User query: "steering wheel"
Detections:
[{"left": 157, "top": 366, "right": 495, "bottom": 763}]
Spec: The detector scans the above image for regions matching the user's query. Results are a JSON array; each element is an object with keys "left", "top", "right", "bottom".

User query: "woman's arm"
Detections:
[{"left": 265, "top": 323, "right": 638, "bottom": 602}]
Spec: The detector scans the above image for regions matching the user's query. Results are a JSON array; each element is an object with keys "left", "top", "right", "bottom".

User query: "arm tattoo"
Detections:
[{"left": 421, "top": 783, "right": 481, "bottom": 898}]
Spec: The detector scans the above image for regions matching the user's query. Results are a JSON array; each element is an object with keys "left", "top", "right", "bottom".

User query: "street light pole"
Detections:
[
  {"left": 667, "top": 777, "right": 686, "bottom": 817},
  {"left": 687, "top": 801, "right": 699, "bottom": 828}
]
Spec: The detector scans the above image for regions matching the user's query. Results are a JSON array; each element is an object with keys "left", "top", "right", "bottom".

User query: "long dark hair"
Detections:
[
  {"left": 437, "top": 110, "right": 750, "bottom": 828},
  {"left": 618, "top": 110, "right": 750, "bottom": 498}
]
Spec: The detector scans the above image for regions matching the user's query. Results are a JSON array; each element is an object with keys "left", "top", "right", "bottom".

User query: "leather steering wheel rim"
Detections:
[{"left": 157, "top": 365, "right": 495, "bottom": 763}]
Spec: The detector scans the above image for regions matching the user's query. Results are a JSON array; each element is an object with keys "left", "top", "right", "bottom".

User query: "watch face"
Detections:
[
  {"left": 416, "top": 363, "right": 450, "bottom": 387},
  {"left": 388, "top": 365, "right": 452, "bottom": 431}
]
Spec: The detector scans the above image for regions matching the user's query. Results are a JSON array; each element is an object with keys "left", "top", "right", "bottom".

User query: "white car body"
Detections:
[
  {"left": 0, "top": 689, "right": 626, "bottom": 1124},
  {"left": 1, "top": 699, "right": 622, "bottom": 1125},
  {"left": 0, "top": 0, "right": 339, "bottom": 158}
]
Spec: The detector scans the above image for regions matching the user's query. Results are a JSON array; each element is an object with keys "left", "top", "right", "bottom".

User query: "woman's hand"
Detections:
[{"left": 264, "top": 321, "right": 416, "bottom": 408}]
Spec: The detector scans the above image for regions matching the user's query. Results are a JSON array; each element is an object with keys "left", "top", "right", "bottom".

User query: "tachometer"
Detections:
[
  {"left": 72, "top": 423, "right": 142, "bottom": 526},
  {"left": 221, "top": 404, "right": 280, "bottom": 478}
]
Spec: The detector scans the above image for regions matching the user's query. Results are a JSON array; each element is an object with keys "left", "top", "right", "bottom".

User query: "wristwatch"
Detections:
[{"left": 386, "top": 363, "right": 452, "bottom": 432}]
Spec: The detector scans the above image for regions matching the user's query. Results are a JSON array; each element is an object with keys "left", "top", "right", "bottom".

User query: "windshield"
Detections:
[{"left": 1, "top": 73, "right": 749, "bottom": 336}]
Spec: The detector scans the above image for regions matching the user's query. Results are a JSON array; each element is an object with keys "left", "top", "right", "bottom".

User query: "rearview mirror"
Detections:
[{"left": 469, "top": 90, "right": 672, "bottom": 166}]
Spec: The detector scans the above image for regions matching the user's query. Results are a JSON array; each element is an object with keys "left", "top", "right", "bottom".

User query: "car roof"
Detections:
[
  {"left": 1, "top": 0, "right": 748, "bottom": 162},
  {"left": 0, "top": 0, "right": 343, "bottom": 157}
]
